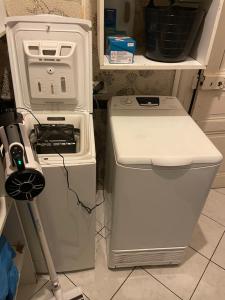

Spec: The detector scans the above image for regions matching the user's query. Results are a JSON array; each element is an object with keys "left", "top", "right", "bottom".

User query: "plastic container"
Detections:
[
  {"left": 145, "top": 1, "right": 205, "bottom": 62},
  {"left": 105, "top": 0, "right": 135, "bottom": 36}
]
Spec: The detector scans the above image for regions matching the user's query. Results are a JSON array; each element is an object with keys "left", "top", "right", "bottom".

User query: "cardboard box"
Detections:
[{"left": 106, "top": 36, "right": 136, "bottom": 64}]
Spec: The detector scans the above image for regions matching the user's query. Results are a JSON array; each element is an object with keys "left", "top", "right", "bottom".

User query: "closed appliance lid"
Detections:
[
  {"left": 109, "top": 96, "right": 223, "bottom": 166},
  {"left": 6, "top": 15, "right": 93, "bottom": 113}
]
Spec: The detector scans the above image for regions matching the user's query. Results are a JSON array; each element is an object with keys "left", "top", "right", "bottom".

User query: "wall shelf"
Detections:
[
  {"left": 97, "top": 0, "right": 224, "bottom": 70},
  {"left": 102, "top": 55, "right": 204, "bottom": 70}
]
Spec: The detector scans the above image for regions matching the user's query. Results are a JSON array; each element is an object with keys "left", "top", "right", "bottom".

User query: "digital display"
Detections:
[{"left": 136, "top": 97, "right": 160, "bottom": 106}]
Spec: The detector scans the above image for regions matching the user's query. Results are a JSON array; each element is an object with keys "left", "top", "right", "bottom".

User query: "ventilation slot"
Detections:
[
  {"left": 111, "top": 248, "right": 186, "bottom": 268},
  {"left": 51, "top": 84, "right": 54, "bottom": 95},
  {"left": 29, "top": 46, "right": 39, "bottom": 55},
  {"left": 43, "top": 49, "right": 56, "bottom": 56},
  {"left": 38, "top": 82, "right": 42, "bottom": 93},
  {"left": 61, "top": 77, "right": 66, "bottom": 93},
  {"left": 60, "top": 46, "right": 72, "bottom": 56}
]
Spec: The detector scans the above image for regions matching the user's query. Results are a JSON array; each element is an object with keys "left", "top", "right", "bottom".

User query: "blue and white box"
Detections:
[{"left": 106, "top": 36, "right": 136, "bottom": 64}]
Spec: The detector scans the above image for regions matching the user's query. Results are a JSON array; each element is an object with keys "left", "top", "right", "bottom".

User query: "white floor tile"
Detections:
[
  {"left": 190, "top": 214, "right": 225, "bottom": 259},
  {"left": 96, "top": 190, "right": 104, "bottom": 227},
  {"left": 96, "top": 232, "right": 104, "bottom": 244},
  {"left": 215, "top": 188, "right": 225, "bottom": 195},
  {"left": 192, "top": 262, "right": 225, "bottom": 300},
  {"left": 30, "top": 274, "right": 75, "bottom": 299},
  {"left": 212, "top": 233, "right": 225, "bottom": 269},
  {"left": 145, "top": 247, "right": 208, "bottom": 300},
  {"left": 112, "top": 269, "right": 180, "bottom": 300},
  {"left": 202, "top": 190, "right": 225, "bottom": 226},
  {"left": 96, "top": 220, "right": 103, "bottom": 233},
  {"left": 67, "top": 238, "right": 132, "bottom": 300},
  {"left": 17, "top": 276, "right": 48, "bottom": 300},
  {"left": 98, "top": 226, "right": 110, "bottom": 239}
]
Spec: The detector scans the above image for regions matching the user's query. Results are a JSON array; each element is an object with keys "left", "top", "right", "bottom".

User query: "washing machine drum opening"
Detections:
[{"left": 5, "top": 169, "right": 45, "bottom": 201}]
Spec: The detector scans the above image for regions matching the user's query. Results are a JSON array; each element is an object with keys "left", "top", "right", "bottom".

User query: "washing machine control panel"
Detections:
[
  {"left": 136, "top": 97, "right": 160, "bottom": 107},
  {"left": 114, "top": 96, "right": 181, "bottom": 111}
]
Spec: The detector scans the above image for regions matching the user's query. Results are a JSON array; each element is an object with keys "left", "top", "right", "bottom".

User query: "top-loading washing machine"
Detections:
[
  {"left": 104, "top": 95, "right": 223, "bottom": 268},
  {"left": 5, "top": 15, "right": 96, "bottom": 273}
]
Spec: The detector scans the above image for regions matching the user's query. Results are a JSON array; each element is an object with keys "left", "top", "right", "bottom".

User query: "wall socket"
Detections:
[{"left": 201, "top": 74, "right": 225, "bottom": 90}]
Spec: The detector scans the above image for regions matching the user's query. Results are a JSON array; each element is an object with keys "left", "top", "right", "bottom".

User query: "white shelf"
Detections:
[
  {"left": 97, "top": 0, "right": 224, "bottom": 70},
  {"left": 102, "top": 55, "right": 204, "bottom": 70},
  {"left": 0, "top": 196, "right": 13, "bottom": 235}
]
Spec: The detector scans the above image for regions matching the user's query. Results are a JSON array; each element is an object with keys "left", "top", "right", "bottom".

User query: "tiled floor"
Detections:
[{"left": 18, "top": 189, "right": 225, "bottom": 300}]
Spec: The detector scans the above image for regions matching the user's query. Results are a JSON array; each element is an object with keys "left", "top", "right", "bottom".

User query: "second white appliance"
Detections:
[{"left": 104, "top": 96, "right": 222, "bottom": 268}]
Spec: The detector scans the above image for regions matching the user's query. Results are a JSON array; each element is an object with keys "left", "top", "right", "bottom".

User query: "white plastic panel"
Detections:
[
  {"left": 109, "top": 96, "right": 223, "bottom": 165},
  {"left": 6, "top": 15, "right": 93, "bottom": 113},
  {"left": 24, "top": 40, "right": 77, "bottom": 101}
]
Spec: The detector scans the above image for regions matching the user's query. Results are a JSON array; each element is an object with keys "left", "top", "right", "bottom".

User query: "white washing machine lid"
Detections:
[
  {"left": 109, "top": 96, "right": 223, "bottom": 166},
  {"left": 6, "top": 15, "right": 93, "bottom": 113}
]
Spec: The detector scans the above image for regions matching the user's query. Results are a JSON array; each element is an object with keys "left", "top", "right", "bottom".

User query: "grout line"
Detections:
[
  {"left": 96, "top": 226, "right": 105, "bottom": 235},
  {"left": 213, "top": 189, "right": 225, "bottom": 197},
  {"left": 97, "top": 231, "right": 105, "bottom": 239},
  {"left": 201, "top": 212, "right": 225, "bottom": 228},
  {"left": 109, "top": 268, "right": 135, "bottom": 300},
  {"left": 189, "top": 246, "right": 210, "bottom": 261},
  {"left": 211, "top": 260, "right": 225, "bottom": 272},
  {"left": 64, "top": 273, "right": 91, "bottom": 300},
  {"left": 189, "top": 230, "right": 225, "bottom": 300},
  {"left": 28, "top": 280, "right": 50, "bottom": 300},
  {"left": 143, "top": 268, "right": 183, "bottom": 300},
  {"left": 98, "top": 227, "right": 108, "bottom": 239},
  {"left": 189, "top": 260, "right": 210, "bottom": 300}
]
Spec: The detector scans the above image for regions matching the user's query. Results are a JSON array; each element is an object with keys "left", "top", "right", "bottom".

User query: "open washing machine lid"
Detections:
[
  {"left": 109, "top": 96, "right": 223, "bottom": 167},
  {"left": 6, "top": 15, "right": 93, "bottom": 113}
]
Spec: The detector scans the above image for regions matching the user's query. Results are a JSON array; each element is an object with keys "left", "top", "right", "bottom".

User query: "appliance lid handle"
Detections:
[{"left": 151, "top": 157, "right": 193, "bottom": 167}]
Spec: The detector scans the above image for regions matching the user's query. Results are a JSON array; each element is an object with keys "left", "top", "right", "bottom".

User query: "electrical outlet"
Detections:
[{"left": 201, "top": 75, "right": 225, "bottom": 90}]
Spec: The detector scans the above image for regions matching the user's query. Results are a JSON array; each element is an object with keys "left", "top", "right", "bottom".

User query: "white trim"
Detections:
[
  {"left": 0, "top": 0, "right": 6, "bottom": 37},
  {"left": 172, "top": 70, "right": 182, "bottom": 97}
]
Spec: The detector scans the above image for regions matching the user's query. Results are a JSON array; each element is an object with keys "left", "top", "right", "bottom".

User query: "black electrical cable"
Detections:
[
  {"left": 17, "top": 107, "right": 42, "bottom": 126},
  {"left": 16, "top": 107, "right": 104, "bottom": 214},
  {"left": 56, "top": 151, "right": 104, "bottom": 214}
]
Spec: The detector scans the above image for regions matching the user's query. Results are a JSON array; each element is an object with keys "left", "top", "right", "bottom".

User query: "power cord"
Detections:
[
  {"left": 16, "top": 107, "right": 104, "bottom": 214},
  {"left": 17, "top": 107, "right": 42, "bottom": 126}
]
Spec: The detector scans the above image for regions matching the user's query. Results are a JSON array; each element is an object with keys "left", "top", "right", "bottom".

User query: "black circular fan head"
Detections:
[{"left": 5, "top": 169, "right": 45, "bottom": 201}]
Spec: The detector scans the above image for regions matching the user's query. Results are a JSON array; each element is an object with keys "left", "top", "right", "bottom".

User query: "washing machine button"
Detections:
[
  {"left": 120, "top": 98, "right": 133, "bottom": 105},
  {"left": 126, "top": 99, "right": 133, "bottom": 104}
]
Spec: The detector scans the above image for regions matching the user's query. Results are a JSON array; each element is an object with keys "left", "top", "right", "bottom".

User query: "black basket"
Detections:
[{"left": 145, "top": 1, "right": 205, "bottom": 62}]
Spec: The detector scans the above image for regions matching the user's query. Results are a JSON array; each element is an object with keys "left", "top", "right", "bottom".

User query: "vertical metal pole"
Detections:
[{"left": 28, "top": 200, "right": 60, "bottom": 291}]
